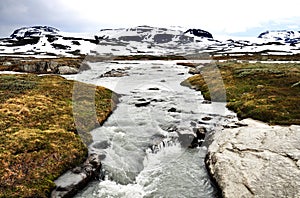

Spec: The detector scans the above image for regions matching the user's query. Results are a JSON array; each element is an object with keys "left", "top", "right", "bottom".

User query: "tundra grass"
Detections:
[
  {"left": 0, "top": 74, "right": 116, "bottom": 197},
  {"left": 182, "top": 62, "right": 300, "bottom": 125}
]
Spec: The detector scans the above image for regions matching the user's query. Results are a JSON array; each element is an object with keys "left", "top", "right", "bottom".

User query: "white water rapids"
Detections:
[{"left": 63, "top": 60, "right": 237, "bottom": 198}]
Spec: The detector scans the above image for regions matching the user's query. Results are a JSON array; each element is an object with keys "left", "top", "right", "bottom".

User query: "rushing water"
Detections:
[{"left": 63, "top": 60, "right": 237, "bottom": 198}]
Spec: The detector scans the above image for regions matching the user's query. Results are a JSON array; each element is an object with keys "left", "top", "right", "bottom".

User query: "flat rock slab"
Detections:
[{"left": 206, "top": 119, "right": 300, "bottom": 198}]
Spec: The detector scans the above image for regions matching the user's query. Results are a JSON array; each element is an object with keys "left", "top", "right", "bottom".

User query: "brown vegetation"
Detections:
[
  {"left": 182, "top": 61, "right": 300, "bottom": 125},
  {"left": 0, "top": 74, "right": 116, "bottom": 197}
]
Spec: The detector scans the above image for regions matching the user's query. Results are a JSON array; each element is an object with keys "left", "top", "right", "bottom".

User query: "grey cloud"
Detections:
[{"left": 0, "top": 0, "right": 102, "bottom": 37}]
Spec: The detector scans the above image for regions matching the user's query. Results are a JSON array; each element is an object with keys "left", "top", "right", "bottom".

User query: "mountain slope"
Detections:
[{"left": 1, "top": 26, "right": 300, "bottom": 57}]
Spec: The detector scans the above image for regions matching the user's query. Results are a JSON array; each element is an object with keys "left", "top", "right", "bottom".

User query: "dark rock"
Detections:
[
  {"left": 51, "top": 43, "right": 71, "bottom": 50},
  {"left": 202, "top": 100, "right": 212, "bottom": 104},
  {"left": 51, "top": 153, "right": 102, "bottom": 198},
  {"left": 168, "top": 107, "right": 178, "bottom": 112},
  {"left": 202, "top": 117, "right": 212, "bottom": 121},
  {"left": 178, "top": 132, "right": 196, "bottom": 148},
  {"left": 99, "top": 68, "right": 129, "bottom": 78},
  {"left": 177, "top": 73, "right": 185, "bottom": 75},
  {"left": 190, "top": 121, "right": 197, "bottom": 127},
  {"left": 159, "top": 124, "right": 178, "bottom": 132},
  {"left": 151, "top": 98, "right": 165, "bottom": 102},
  {"left": 148, "top": 87, "right": 160, "bottom": 91},
  {"left": 160, "top": 80, "right": 166, "bottom": 82},
  {"left": 10, "top": 26, "right": 59, "bottom": 39},
  {"left": 193, "top": 127, "right": 206, "bottom": 140},
  {"left": 72, "top": 41, "right": 81, "bottom": 45},
  {"left": 135, "top": 101, "right": 151, "bottom": 107},
  {"left": 188, "top": 127, "right": 207, "bottom": 148},
  {"left": 137, "top": 98, "right": 147, "bottom": 102},
  {"left": 184, "top": 29, "right": 213, "bottom": 39}
]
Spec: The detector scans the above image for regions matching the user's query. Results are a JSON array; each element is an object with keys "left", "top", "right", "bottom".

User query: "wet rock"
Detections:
[
  {"left": 206, "top": 119, "right": 300, "bottom": 198},
  {"left": 168, "top": 107, "right": 181, "bottom": 113},
  {"left": 202, "top": 100, "right": 212, "bottom": 104},
  {"left": 148, "top": 87, "right": 160, "bottom": 91},
  {"left": 51, "top": 153, "right": 102, "bottom": 198},
  {"left": 202, "top": 117, "right": 212, "bottom": 121},
  {"left": 189, "top": 127, "right": 207, "bottom": 148},
  {"left": 193, "top": 126, "right": 206, "bottom": 140},
  {"left": 135, "top": 101, "right": 151, "bottom": 107},
  {"left": 137, "top": 98, "right": 147, "bottom": 102},
  {"left": 177, "top": 132, "right": 196, "bottom": 148},
  {"left": 190, "top": 121, "right": 197, "bottom": 127},
  {"left": 151, "top": 98, "right": 165, "bottom": 103},
  {"left": 159, "top": 124, "right": 178, "bottom": 132}
]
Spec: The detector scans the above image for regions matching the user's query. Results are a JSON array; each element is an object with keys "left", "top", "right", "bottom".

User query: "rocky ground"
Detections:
[{"left": 206, "top": 119, "right": 300, "bottom": 197}]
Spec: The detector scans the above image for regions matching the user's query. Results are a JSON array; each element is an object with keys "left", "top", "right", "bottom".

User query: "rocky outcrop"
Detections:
[
  {"left": 0, "top": 57, "right": 85, "bottom": 74},
  {"left": 206, "top": 119, "right": 300, "bottom": 198},
  {"left": 51, "top": 153, "right": 103, "bottom": 198},
  {"left": 184, "top": 29, "right": 213, "bottom": 39}
]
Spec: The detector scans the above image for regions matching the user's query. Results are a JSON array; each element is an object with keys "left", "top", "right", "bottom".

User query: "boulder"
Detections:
[
  {"left": 57, "top": 66, "right": 79, "bottom": 75},
  {"left": 206, "top": 119, "right": 300, "bottom": 198},
  {"left": 51, "top": 153, "right": 103, "bottom": 198}
]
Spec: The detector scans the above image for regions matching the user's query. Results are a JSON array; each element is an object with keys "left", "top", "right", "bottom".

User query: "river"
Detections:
[{"left": 63, "top": 60, "right": 237, "bottom": 198}]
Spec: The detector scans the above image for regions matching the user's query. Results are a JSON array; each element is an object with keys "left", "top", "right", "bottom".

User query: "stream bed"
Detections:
[{"left": 63, "top": 60, "right": 237, "bottom": 198}]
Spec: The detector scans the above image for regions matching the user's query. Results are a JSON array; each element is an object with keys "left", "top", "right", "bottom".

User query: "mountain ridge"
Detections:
[{"left": 1, "top": 25, "right": 300, "bottom": 57}]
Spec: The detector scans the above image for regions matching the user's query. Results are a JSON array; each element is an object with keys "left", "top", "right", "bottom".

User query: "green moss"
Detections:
[
  {"left": 183, "top": 62, "right": 300, "bottom": 125},
  {"left": 0, "top": 74, "right": 116, "bottom": 197}
]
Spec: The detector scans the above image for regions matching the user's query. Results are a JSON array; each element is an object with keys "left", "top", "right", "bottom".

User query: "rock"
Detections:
[
  {"left": 202, "top": 100, "right": 212, "bottom": 104},
  {"left": 188, "top": 67, "right": 201, "bottom": 75},
  {"left": 168, "top": 107, "right": 181, "bottom": 113},
  {"left": 148, "top": 87, "right": 160, "bottom": 90},
  {"left": 176, "top": 62, "right": 197, "bottom": 67},
  {"left": 79, "top": 62, "right": 91, "bottom": 71},
  {"left": 206, "top": 119, "right": 300, "bottom": 198},
  {"left": 193, "top": 127, "right": 206, "bottom": 140},
  {"left": 189, "top": 127, "right": 207, "bottom": 148},
  {"left": 159, "top": 124, "right": 178, "bottom": 132},
  {"left": 57, "top": 66, "right": 79, "bottom": 75},
  {"left": 51, "top": 153, "right": 103, "bottom": 198},
  {"left": 177, "top": 132, "right": 196, "bottom": 148},
  {"left": 135, "top": 101, "right": 151, "bottom": 107},
  {"left": 99, "top": 68, "right": 129, "bottom": 78},
  {"left": 202, "top": 117, "right": 212, "bottom": 121},
  {"left": 184, "top": 29, "right": 213, "bottom": 39}
]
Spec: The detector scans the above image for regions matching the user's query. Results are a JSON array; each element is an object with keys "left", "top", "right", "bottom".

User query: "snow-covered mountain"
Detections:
[
  {"left": 258, "top": 30, "right": 300, "bottom": 46},
  {"left": 0, "top": 25, "right": 300, "bottom": 57}
]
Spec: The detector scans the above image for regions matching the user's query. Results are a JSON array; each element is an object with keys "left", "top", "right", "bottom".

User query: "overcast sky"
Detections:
[{"left": 1, "top": 0, "right": 300, "bottom": 38}]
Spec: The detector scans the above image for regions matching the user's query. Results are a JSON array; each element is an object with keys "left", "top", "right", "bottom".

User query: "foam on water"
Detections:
[{"left": 68, "top": 60, "right": 235, "bottom": 197}]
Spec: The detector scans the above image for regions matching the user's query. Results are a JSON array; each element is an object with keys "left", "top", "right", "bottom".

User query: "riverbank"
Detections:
[
  {"left": 182, "top": 61, "right": 300, "bottom": 125},
  {"left": 0, "top": 74, "right": 116, "bottom": 197},
  {"left": 181, "top": 61, "right": 300, "bottom": 197}
]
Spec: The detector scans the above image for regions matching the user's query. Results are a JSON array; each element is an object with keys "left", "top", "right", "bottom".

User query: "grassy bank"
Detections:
[
  {"left": 0, "top": 74, "right": 116, "bottom": 197},
  {"left": 182, "top": 61, "right": 300, "bottom": 125}
]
